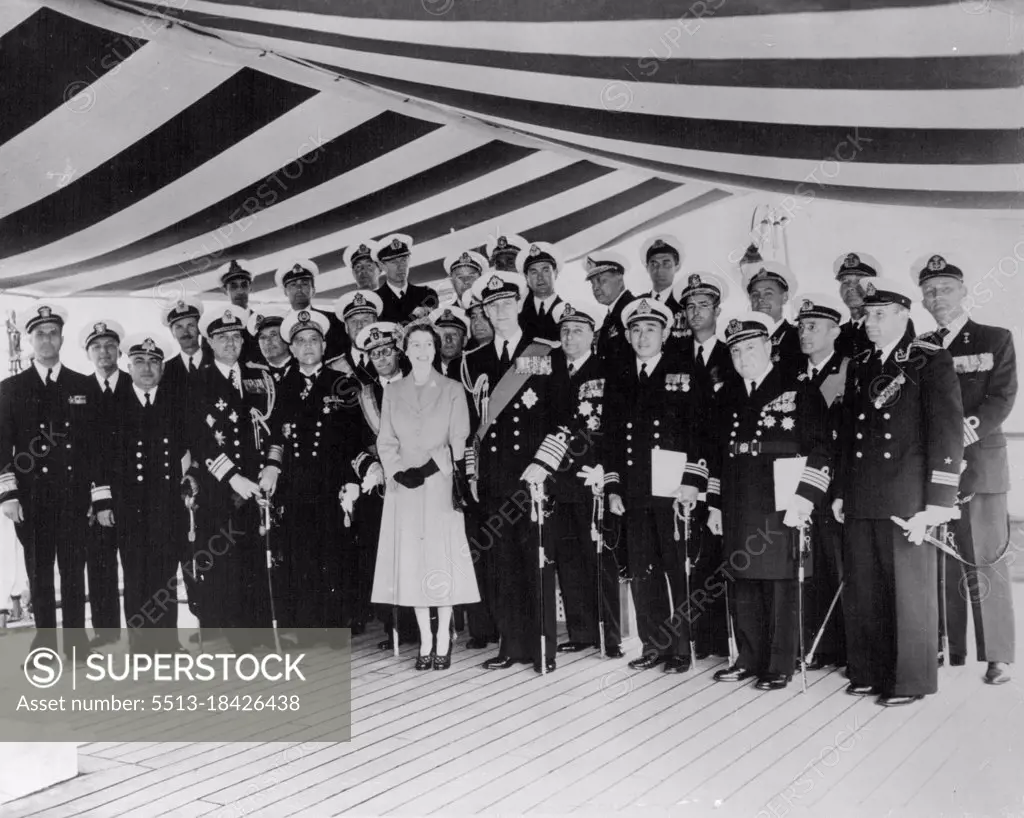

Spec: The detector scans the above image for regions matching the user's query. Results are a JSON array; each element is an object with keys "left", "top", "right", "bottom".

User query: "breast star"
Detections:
[
  {"left": 214, "top": 430, "right": 225, "bottom": 447},
  {"left": 215, "top": 398, "right": 227, "bottom": 412},
  {"left": 781, "top": 417, "right": 795, "bottom": 431},
  {"left": 762, "top": 415, "right": 777, "bottom": 428},
  {"left": 944, "top": 457, "right": 952, "bottom": 464}
]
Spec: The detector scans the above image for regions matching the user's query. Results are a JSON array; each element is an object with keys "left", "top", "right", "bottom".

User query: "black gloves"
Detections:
[{"left": 394, "top": 459, "right": 440, "bottom": 489}]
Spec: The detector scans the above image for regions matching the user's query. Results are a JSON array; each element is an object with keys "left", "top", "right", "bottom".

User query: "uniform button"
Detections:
[
  {"left": 64, "top": 422, "right": 69, "bottom": 427},
  {"left": 315, "top": 432, "right": 320, "bottom": 437},
  {"left": 67, "top": 466, "right": 72, "bottom": 471},
  {"left": 626, "top": 448, "right": 632, "bottom": 454},
  {"left": 884, "top": 433, "right": 892, "bottom": 440},
  {"left": 513, "top": 417, "right": 519, "bottom": 422},
  {"left": 41, "top": 467, "right": 48, "bottom": 474},
  {"left": 733, "top": 422, "right": 739, "bottom": 427},
  {"left": 730, "top": 431, "right": 736, "bottom": 438},
  {"left": 137, "top": 475, "right": 144, "bottom": 482},
  {"left": 491, "top": 446, "right": 497, "bottom": 452},
  {"left": 40, "top": 445, "right": 47, "bottom": 452},
  {"left": 513, "top": 445, "right": 520, "bottom": 451},
  {"left": 316, "top": 422, "right": 322, "bottom": 427},
  {"left": 625, "top": 435, "right": 632, "bottom": 441},
  {"left": 883, "top": 413, "right": 891, "bottom": 420},
  {"left": 653, "top": 445, "right": 660, "bottom": 450},
  {"left": 234, "top": 440, "right": 240, "bottom": 446},
  {"left": 855, "top": 452, "right": 863, "bottom": 458},
  {"left": 755, "top": 430, "right": 762, "bottom": 437},
  {"left": 732, "top": 413, "right": 738, "bottom": 418},
  {"left": 626, "top": 423, "right": 633, "bottom": 429},
  {"left": 39, "top": 423, "right": 44, "bottom": 430},
  {"left": 164, "top": 475, "right": 170, "bottom": 481},
  {"left": 883, "top": 452, "right": 891, "bottom": 459},
  {"left": 856, "top": 433, "right": 863, "bottom": 439},
  {"left": 313, "top": 452, "right": 318, "bottom": 457},
  {"left": 65, "top": 444, "right": 71, "bottom": 449},
  {"left": 858, "top": 414, "right": 865, "bottom": 420},
  {"left": 513, "top": 431, "right": 520, "bottom": 436},
  {"left": 653, "top": 433, "right": 660, "bottom": 439},
  {"left": 137, "top": 464, "right": 143, "bottom": 470},
  {"left": 137, "top": 452, "right": 143, "bottom": 458},
  {"left": 627, "top": 460, "right": 633, "bottom": 466},
  {"left": 653, "top": 420, "right": 660, "bottom": 427},
  {"left": 163, "top": 438, "right": 169, "bottom": 444}
]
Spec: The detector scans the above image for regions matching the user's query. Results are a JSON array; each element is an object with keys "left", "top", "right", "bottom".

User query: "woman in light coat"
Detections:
[{"left": 371, "top": 324, "right": 480, "bottom": 670}]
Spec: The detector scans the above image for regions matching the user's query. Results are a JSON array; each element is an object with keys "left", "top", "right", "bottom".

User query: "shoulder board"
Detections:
[
  {"left": 909, "top": 339, "right": 941, "bottom": 352},
  {"left": 533, "top": 338, "right": 561, "bottom": 349},
  {"left": 245, "top": 362, "right": 269, "bottom": 371}
]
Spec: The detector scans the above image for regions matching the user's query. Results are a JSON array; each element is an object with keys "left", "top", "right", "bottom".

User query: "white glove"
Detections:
[
  {"left": 706, "top": 507, "right": 722, "bottom": 535},
  {"left": 924, "top": 504, "right": 956, "bottom": 526},
  {"left": 259, "top": 465, "right": 280, "bottom": 496},
  {"left": 898, "top": 512, "right": 930, "bottom": 545},
  {"left": 228, "top": 474, "right": 261, "bottom": 500},
  {"left": 783, "top": 495, "right": 814, "bottom": 529},
  {"left": 339, "top": 483, "right": 359, "bottom": 515},
  {"left": 470, "top": 478, "right": 479, "bottom": 503},
  {"left": 576, "top": 464, "right": 605, "bottom": 492},
  {"left": 608, "top": 494, "right": 625, "bottom": 516},
  {"left": 673, "top": 484, "right": 699, "bottom": 512},
  {"left": 361, "top": 462, "right": 384, "bottom": 493},
  {"left": 97, "top": 509, "right": 115, "bottom": 528},
  {"left": 521, "top": 463, "right": 549, "bottom": 486},
  {"left": 1, "top": 499, "right": 23, "bottom": 523},
  {"left": 832, "top": 498, "right": 845, "bottom": 524}
]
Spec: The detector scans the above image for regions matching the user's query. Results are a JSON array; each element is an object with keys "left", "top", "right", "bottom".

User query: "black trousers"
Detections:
[
  {"left": 623, "top": 504, "right": 691, "bottom": 658},
  {"left": 17, "top": 487, "right": 89, "bottom": 656},
  {"left": 734, "top": 578, "right": 798, "bottom": 676},
  {"left": 480, "top": 488, "right": 556, "bottom": 664},
  {"left": 86, "top": 518, "right": 122, "bottom": 641},
  {"left": 462, "top": 506, "right": 499, "bottom": 643},
  {"left": 690, "top": 506, "right": 730, "bottom": 657},
  {"left": 804, "top": 512, "right": 845, "bottom": 663},
  {"left": 120, "top": 508, "right": 180, "bottom": 652},
  {"left": 352, "top": 492, "right": 383, "bottom": 627},
  {"left": 844, "top": 518, "right": 937, "bottom": 697},
  {"left": 550, "top": 500, "right": 621, "bottom": 648}
]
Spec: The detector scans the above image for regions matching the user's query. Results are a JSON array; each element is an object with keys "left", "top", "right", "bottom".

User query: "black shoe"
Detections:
[
  {"left": 414, "top": 652, "right": 434, "bottom": 671},
  {"left": 628, "top": 653, "right": 664, "bottom": 671},
  {"left": 877, "top": 694, "right": 924, "bottom": 707},
  {"left": 433, "top": 643, "right": 453, "bottom": 671},
  {"left": 714, "top": 665, "right": 756, "bottom": 682},
  {"left": 465, "top": 637, "right": 491, "bottom": 649},
  {"left": 534, "top": 658, "right": 556, "bottom": 673},
  {"left": 663, "top": 655, "right": 692, "bottom": 673},
  {"left": 755, "top": 673, "right": 791, "bottom": 690},
  {"left": 378, "top": 638, "right": 397, "bottom": 651},
  {"left": 605, "top": 645, "right": 625, "bottom": 659},
  {"left": 483, "top": 655, "right": 515, "bottom": 670},
  {"left": 845, "top": 682, "right": 876, "bottom": 696},
  {"left": 350, "top": 622, "right": 366, "bottom": 636},
  {"left": 557, "top": 641, "right": 594, "bottom": 653},
  {"left": 984, "top": 662, "right": 1012, "bottom": 685},
  {"left": 950, "top": 654, "right": 966, "bottom": 667}
]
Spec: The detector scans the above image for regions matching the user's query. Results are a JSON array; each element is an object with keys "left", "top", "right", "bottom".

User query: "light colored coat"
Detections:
[{"left": 371, "top": 372, "right": 480, "bottom": 607}]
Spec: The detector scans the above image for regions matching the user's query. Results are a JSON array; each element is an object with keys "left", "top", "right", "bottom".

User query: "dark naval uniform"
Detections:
[
  {"left": 802, "top": 352, "right": 850, "bottom": 666},
  {"left": 462, "top": 333, "right": 560, "bottom": 667},
  {"left": 266, "top": 365, "right": 364, "bottom": 640},
  {"left": 837, "top": 327, "right": 963, "bottom": 697},
  {"left": 188, "top": 359, "right": 276, "bottom": 646},
  {"left": 603, "top": 352, "right": 712, "bottom": 664},
  {"left": 594, "top": 289, "right": 634, "bottom": 369},
  {"left": 710, "top": 363, "right": 831, "bottom": 679},
  {"left": 375, "top": 283, "right": 439, "bottom": 325},
  {"left": 519, "top": 293, "right": 563, "bottom": 343},
  {"left": 768, "top": 320, "right": 803, "bottom": 375},
  {"left": 836, "top": 319, "right": 871, "bottom": 360},
  {"left": 83, "top": 369, "right": 134, "bottom": 644},
  {"left": 95, "top": 382, "right": 190, "bottom": 652},
  {"left": 0, "top": 362, "right": 94, "bottom": 656},
  {"left": 924, "top": 318, "right": 1017, "bottom": 666},
  {"left": 531, "top": 349, "right": 622, "bottom": 653}
]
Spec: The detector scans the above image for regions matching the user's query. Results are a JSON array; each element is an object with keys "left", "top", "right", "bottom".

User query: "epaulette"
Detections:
[{"left": 909, "top": 339, "right": 941, "bottom": 352}]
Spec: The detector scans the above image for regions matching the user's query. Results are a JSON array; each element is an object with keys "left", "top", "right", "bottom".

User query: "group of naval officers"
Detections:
[{"left": 0, "top": 231, "right": 1016, "bottom": 708}]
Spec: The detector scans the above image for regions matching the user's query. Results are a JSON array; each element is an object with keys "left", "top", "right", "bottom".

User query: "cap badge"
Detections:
[
  {"left": 176, "top": 300, "right": 186, "bottom": 310},
  {"left": 353, "top": 293, "right": 366, "bottom": 306},
  {"left": 487, "top": 275, "right": 503, "bottom": 290},
  {"left": 391, "top": 238, "right": 402, "bottom": 250},
  {"left": 497, "top": 236, "right": 508, "bottom": 249},
  {"left": 864, "top": 282, "right": 877, "bottom": 296},
  {"left": 142, "top": 338, "right": 156, "bottom": 351},
  {"left": 459, "top": 252, "right": 472, "bottom": 264},
  {"left": 370, "top": 328, "right": 381, "bottom": 342},
  {"left": 94, "top": 322, "right": 107, "bottom": 334},
  {"left": 927, "top": 255, "right": 946, "bottom": 271},
  {"left": 255, "top": 314, "right": 264, "bottom": 324},
  {"left": 652, "top": 239, "right": 666, "bottom": 250},
  {"left": 358, "top": 244, "right": 369, "bottom": 254},
  {"left": 222, "top": 310, "right": 236, "bottom": 323},
  {"left": 563, "top": 304, "right": 575, "bottom": 317},
  {"left": 801, "top": 299, "right": 814, "bottom": 312},
  {"left": 637, "top": 299, "right": 652, "bottom": 313},
  {"left": 727, "top": 319, "right": 742, "bottom": 335},
  {"left": 688, "top": 273, "right": 701, "bottom": 287},
  {"left": 39, "top": 306, "right": 52, "bottom": 318},
  {"left": 291, "top": 264, "right": 304, "bottom": 275},
  {"left": 843, "top": 253, "right": 860, "bottom": 269},
  {"left": 529, "top": 244, "right": 541, "bottom": 256},
  {"left": 441, "top": 309, "right": 454, "bottom": 320},
  {"left": 297, "top": 310, "right": 311, "bottom": 322}
]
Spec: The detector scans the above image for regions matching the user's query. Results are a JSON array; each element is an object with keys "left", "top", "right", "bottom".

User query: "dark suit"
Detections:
[
  {"left": 462, "top": 334, "right": 559, "bottom": 665},
  {"left": 712, "top": 365, "right": 831, "bottom": 677},
  {"left": 531, "top": 350, "right": 621, "bottom": 650},
  {"left": 82, "top": 370, "right": 134, "bottom": 643},
  {"left": 96, "top": 386, "right": 190, "bottom": 652},
  {"left": 603, "top": 352, "right": 713, "bottom": 660},
  {"left": 0, "top": 364, "right": 94, "bottom": 656},
  {"left": 519, "top": 292, "right": 562, "bottom": 342},
  {"left": 375, "top": 283, "right": 439, "bottom": 325},
  {"left": 925, "top": 320, "right": 1017, "bottom": 664},
  {"left": 837, "top": 328, "right": 963, "bottom": 696}
]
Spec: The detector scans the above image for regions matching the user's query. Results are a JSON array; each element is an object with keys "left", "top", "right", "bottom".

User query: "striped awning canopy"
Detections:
[{"left": 1, "top": 0, "right": 1020, "bottom": 299}]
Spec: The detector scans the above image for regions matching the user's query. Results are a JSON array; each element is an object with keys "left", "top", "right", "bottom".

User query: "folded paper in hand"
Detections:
[
  {"left": 773, "top": 456, "right": 807, "bottom": 511},
  {"left": 652, "top": 449, "right": 687, "bottom": 497}
]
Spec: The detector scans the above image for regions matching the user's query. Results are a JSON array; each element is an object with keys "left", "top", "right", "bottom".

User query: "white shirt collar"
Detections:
[
  {"left": 534, "top": 293, "right": 558, "bottom": 311},
  {"left": 132, "top": 384, "right": 158, "bottom": 406},
  {"left": 807, "top": 352, "right": 834, "bottom": 376},
  {"left": 877, "top": 336, "right": 902, "bottom": 365},
  {"left": 33, "top": 360, "right": 61, "bottom": 384},
  {"left": 694, "top": 335, "right": 717, "bottom": 355},
  {"left": 767, "top": 316, "right": 786, "bottom": 335},
  {"left": 381, "top": 371, "right": 404, "bottom": 386},
  {"left": 748, "top": 362, "right": 774, "bottom": 393},
  {"left": 387, "top": 282, "right": 406, "bottom": 299},
  {"left": 95, "top": 370, "right": 120, "bottom": 390},
  {"left": 567, "top": 351, "right": 591, "bottom": 373},
  {"left": 637, "top": 353, "right": 662, "bottom": 376},
  {"left": 180, "top": 348, "right": 203, "bottom": 368},
  {"left": 494, "top": 330, "right": 523, "bottom": 357},
  {"left": 299, "top": 364, "right": 323, "bottom": 378},
  {"left": 653, "top": 287, "right": 672, "bottom": 303},
  {"left": 606, "top": 288, "right": 628, "bottom": 314},
  {"left": 214, "top": 359, "right": 241, "bottom": 383},
  {"left": 937, "top": 312, "right": 969, "bottom": 347}
]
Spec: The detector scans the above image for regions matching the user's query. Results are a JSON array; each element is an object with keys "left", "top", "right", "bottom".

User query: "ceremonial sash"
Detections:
[
  {"left": 475, "top": 341, "right": 555, "bottom": 444},
  {"left": 358, "top": 382, "right": 382, "bottom": 437},
  {"left": 818, "top": 358, "right": 848, "bottom": 408}
]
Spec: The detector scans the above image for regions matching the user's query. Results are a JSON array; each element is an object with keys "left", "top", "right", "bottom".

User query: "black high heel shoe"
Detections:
[
  {"left": 415, "top": 649, "right": 434, "bottom": 671},
  {"left": 433, "top": 642, "right": 453, "bottom": 670}
]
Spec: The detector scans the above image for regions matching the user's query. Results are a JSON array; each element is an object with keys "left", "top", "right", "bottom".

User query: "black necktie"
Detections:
[
  {"left": 103, "top": 378, "right": 110, "bottom": 395},
  {"left": 810, "top": 367, "right": 819, "bottom": 380},
  {"left": 695, "top": 346, "right": 705, "bottom": 368},
  {"left": 937, "top": 327, "right": 950, "bottom": 341},
  {"left": 45, "top": 367, "right": 53, "bottom": 386},
  {"left": 188, "top": 356, "right": 196, "bottom": 374},
  {"left": 499, "top": 341, "right": 510, "bottom": 368},
  {"left": 748, "top": 380, "right": 756, "bottom": 396},
  {"left": 538, "top": 302, "right": 545, "bottom": 318},
  {"left": 567, "top": 362, "right": 575, "bottom": 378},
  {"left": 639, "top": 362, "right": 649, "bottom": 385},
  {"left": 144, "top": 391, "right": 152, "bottom": 407}
]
